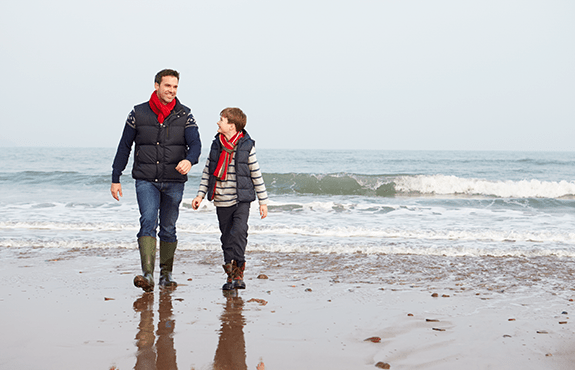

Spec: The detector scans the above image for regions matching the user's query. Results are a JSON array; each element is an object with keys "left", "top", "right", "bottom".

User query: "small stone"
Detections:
[
  {"left": 426, "top": 319, "right": 439, "bottom": 322},
  {"left": 431, "top": 293, "right": 439, "bottom": 297},
  {"left": 187, "top": 278, "right": 193, "bottom": 281},
  {"left": 508, "top": 318, "right": 516, "bottom": 321},
  {"left": 559, "top": 321, "right": 568, "bottom": 324},
  {"left": 537, "top": 330, "right": 549, "bottom": 334},
  {"left": 247, "top": 298, "right": 268, "bottom": 306},
  {"left": 442, "top": 294, "right": 450, "bottom": 298},
  {"left": 375, "top": 362, "right": 391, "bottom": 369},
  {"left": 364, "top": 336, "right": 381, "bottom": 343},
  {"left": 305, "top": 288, "right": 312, "bottom": 292},
  {"left": 257, "top": 274, "right": 268, "bottom": 279},
  {"left": 570, "top": 299, "right": 574, "bottom": 302},
  {"left": 546, "top": 353, "right": 553, "bottom": 357},
  {"left": 503, "top": 334, "right": 512, "bottom": 338},
  {"left": 432, "top": 328, "right": 445, "bottom": 331},
  {"left": 407, "top": 313, "right": 414, "bottom": 317},
  {"left": 562, "top": 311, "right": 568, "bottom": 315},
  {"left": 104, "top": 297, "right": 114, "bottom": 301},
  {"left": 174, "top": 298, "right": 184, "bottom": 301}
]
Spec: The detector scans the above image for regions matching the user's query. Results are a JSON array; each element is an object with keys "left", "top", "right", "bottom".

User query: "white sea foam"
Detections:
[
  {"left": 3, "top": 237, "right": 573, "bottom": 258},
  {"left": 3, "top": 220, "right": 574, "bottom": 246},
  {"left": 395, "top": 175, "right": 575, "bottom": 198}
]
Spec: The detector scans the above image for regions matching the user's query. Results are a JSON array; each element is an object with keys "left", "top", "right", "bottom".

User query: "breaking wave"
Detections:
[{"left": 263, "top": 173, "right": 575, "bottom": 198}]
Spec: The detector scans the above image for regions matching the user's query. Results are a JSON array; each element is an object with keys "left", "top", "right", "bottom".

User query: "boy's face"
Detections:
[{"left": 217, "top": 116, "right": 237, "bottom": 138}]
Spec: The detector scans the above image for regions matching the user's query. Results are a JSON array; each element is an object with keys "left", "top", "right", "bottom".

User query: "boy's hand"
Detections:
[
  {"left": 175, "top": 159, "right": 192, "bottom": 175},
  {"left": 259, "top": 204, "right": 268, "bottom": 219},
  {"left": 191, "top": 196, "right": 203, "bottom": 210}
]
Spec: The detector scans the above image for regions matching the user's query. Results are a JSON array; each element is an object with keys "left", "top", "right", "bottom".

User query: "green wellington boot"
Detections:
[
  {"left": 159, "top": 240, "right": 178, "bottom": 288},
  {"left": 222, "top": 262, "right": 234, "bottom": 290},
  {"left": 134, "top": 236, "right": 156, "bottom": 292},
  {"left": 232, "top": 260, "right": 246, "bottom": 290}
]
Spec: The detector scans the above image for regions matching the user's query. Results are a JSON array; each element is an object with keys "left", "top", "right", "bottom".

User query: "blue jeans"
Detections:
[{"left": 135, "top": 180, "right": 185, "bottom": 243}]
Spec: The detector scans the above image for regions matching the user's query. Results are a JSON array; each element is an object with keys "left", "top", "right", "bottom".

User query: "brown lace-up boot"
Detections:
[
  {"left": 222, "top": 262, "right": 234, "bottom": 290},
  {"left": 232, "top": 261, "right": 246, "bottom": 289}
]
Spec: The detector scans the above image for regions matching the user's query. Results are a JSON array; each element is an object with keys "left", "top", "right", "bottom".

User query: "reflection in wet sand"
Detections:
[
  {"left": 213, "top": 290, "right": 247, "bottom": 370},
  {"left": 133, "top": 290, "right": 178, "bottom": 370}
]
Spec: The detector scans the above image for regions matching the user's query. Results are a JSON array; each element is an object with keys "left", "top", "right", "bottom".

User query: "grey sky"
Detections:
[{"left": 1, "top": 0, "right": 573, "bottom": 150}]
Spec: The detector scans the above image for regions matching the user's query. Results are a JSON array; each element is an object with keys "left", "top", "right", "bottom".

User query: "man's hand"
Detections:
[
  {"left": 111, "top": 183, "right": 123, "bottom": 201},
  {"left": 259, "top": 204, "right": 268, "bottom": 219},
  {"left": 176, "top": 159, "right": 192, "bottom": 175},
  {"left": 191, "top": 196, "right": 203, "bottom": 210}
]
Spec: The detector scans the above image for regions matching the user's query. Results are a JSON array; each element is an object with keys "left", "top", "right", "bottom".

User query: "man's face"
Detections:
[{"left": 154, "top": 76, "right": 178, "bottom": 105}]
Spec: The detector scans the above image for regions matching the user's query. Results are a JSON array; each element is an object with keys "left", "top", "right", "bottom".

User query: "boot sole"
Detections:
[{"left": 134, "top": 275, "right": 154, "bottom": 292}]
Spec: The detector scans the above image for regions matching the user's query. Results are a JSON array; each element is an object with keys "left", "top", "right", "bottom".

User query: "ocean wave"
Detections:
[
  {"left": 263, "top": 173, "right": 575, "bottom": 198},
  {"left": 3, "top": 170, "right": 575, "bottom": 199}
]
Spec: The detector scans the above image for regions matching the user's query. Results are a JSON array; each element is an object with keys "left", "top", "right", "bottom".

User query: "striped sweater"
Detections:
[{"left": 197, "top": 146, "right": 269, "bottom": 207}]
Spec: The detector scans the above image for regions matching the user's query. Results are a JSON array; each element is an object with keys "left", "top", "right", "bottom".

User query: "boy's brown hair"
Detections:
[{"left": 220, "top": 107, "right": 247, "bottom": 132}]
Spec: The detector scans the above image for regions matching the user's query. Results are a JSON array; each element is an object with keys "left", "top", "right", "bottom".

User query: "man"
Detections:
[{"left": 111, "top": 69, "right": 201, "bottom": 292}]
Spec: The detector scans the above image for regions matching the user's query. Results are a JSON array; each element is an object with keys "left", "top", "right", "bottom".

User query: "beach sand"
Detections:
[{"left": 2, "top": 246, "right": 575, "bottom": 370}]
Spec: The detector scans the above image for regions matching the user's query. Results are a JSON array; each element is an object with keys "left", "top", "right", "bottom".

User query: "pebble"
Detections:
[
  {"left": 562, "top": 311, "right": 568, "bottom": 315},
  {"left": 187, "top": 278, "right": 193, "bottom": 281},
  {"left": 257, "top": 274, "right": 269, "bottom": 279},
  {"left": 559, "top": 321, "right": 567, "bottom": 324},
  {"left": 442, "top": 294, "right": 450, "bottom": 298},
  {"left": 432, "top": 328, "right": 445, "bottom": 331},
  {"left": 407, "top": 313, "right": 414, "bottom": 317},
  {"left": 375, "top": 362, "right": 391, "bottom": 369},
  {"left": 305, "top": 288, "right": 312, "bottom": 292},
  {"left": 508, "top": 318, "right": 516, "bottom": 321},
  {"left": 431, "top": 293, "right": 439, "bottom": 297},
  {"left": 503, "top": 334, "right": 512, "bottom": 338},
  {"left": 104, "top": 297, "right": 114, "bottom": 301},
  {"left": 364, "top": 337, "right": 381, "bottom": 343},
  {"left": 537, "top": 330, "right": 549, "bottom": 334},
  {"left": 426, "top": 319, "right": 439, "bottom": 322}
]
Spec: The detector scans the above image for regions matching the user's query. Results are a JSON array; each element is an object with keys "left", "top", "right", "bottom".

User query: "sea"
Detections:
[{"left": 1, "top": 148, "right": 575, "bottom": 259}]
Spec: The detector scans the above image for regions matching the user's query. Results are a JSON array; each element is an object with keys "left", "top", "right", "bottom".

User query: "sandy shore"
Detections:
[{"left": 1, "top": 246, "right": 575, "bottom": 369}]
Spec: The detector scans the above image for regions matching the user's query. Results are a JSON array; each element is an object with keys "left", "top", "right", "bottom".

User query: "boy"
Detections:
[{"left": 192, "top": 107, "right": 268, "bottom": 290}]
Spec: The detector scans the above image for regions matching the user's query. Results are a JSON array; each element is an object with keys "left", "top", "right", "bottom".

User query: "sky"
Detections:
[{"left": 1, "top": 0, "right": 574, "bottom": 151}]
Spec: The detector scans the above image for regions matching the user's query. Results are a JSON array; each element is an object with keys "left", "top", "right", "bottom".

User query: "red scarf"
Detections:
[
  {"left": 214, "top": 132, "right": 244, "bottom": 181},
  {"left": 149, "top": 91, "right": 176, "bottom": 123}
]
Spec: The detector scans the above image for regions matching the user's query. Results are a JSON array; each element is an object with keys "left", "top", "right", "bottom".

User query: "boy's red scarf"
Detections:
[
  {"left": 214, "top": 132, "right": 244, "bottom": 181},
  {"left": 149, "top": 91, "right": 176, "bottom": 123}
]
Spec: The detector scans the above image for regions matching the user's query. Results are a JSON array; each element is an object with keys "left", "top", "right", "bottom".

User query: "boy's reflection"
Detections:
[
  {"left": 133, "top": 290, "right": 178, "bottom": 370},
  {"left": 213, "top": 291, "right": 247, "bottom": 370}
]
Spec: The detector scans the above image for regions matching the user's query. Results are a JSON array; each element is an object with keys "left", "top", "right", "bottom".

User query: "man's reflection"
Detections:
[
  {"left": 133, "top": 290, "right": 178, "bottom": 370},
  {"left": 213, "top": 290, "right": 247, "bottom": 370}
]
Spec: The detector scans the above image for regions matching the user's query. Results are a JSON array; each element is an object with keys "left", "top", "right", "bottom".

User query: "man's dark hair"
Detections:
[{"left": 155, "top": 69, "right": 180, "bottom": 85}]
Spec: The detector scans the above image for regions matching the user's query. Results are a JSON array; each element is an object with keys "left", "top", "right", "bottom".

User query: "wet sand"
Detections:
[{"left": 1, "top": 246, "right": 575, "bottom": 369}]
